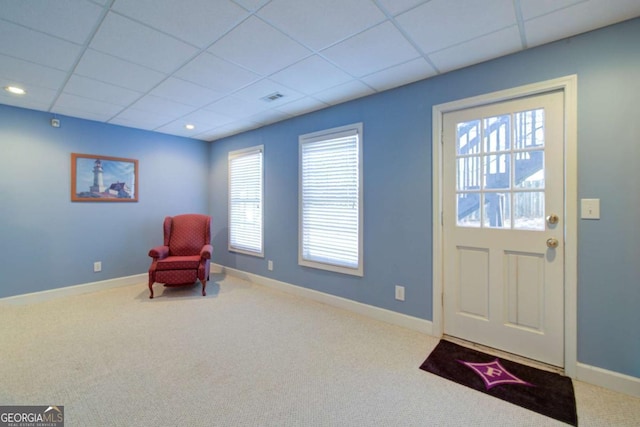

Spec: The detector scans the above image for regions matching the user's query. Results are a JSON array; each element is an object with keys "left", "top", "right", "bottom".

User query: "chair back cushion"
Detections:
[{"left": 167, "top": 214, "right": 211, "bottom": 256}]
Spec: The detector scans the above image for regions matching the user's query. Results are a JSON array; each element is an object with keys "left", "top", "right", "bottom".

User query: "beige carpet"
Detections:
[{"left": 1, "top": 273, "right": 638, "bottom": 426}]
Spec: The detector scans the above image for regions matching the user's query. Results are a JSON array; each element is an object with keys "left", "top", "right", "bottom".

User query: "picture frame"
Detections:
[{"left": 71, "top": 153, "right": 138, "bottom": 202}]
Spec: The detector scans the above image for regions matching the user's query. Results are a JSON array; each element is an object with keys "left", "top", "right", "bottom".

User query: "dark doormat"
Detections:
[{"left": 420, "top": 340, "right": 577, "bottom": 426}]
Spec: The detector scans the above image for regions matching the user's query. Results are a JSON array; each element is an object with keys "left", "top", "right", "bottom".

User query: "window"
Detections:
[
  {"left": 228, "top": 146, "right": 263, "bottom": 256},
  {"left": 299, "top": 123, "right": 363, "bottom": 276},
  {"left": 456, "top": 109, "right": 546, "bottom": 230}
]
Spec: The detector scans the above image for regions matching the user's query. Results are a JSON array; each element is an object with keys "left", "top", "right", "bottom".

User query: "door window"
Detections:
[{"left": 456, "top": 109, "right": 545, "bottom": 230}]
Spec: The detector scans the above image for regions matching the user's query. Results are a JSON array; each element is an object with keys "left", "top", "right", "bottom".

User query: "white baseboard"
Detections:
[
  {"left": 215, "top": 264, "right": 433, "bottom": 335},
  {"left": 0, "top": 273, "right": 147, "bottom": 306},
  {"left": 576, "top": 363, "right": 640, "bottom": 398}
]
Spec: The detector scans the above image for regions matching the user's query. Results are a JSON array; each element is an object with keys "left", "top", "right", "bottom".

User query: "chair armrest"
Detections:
[
  {"left": 200, "top": 244, "right": 213, "bottom": 260},
  {"left": 149, "top": 245, "right": 169, "bottom": 259}
]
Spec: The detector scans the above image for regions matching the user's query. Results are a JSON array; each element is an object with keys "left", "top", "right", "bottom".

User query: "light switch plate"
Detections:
[{"left": 581, "top": 199, "right": 600, "bottom": 219}]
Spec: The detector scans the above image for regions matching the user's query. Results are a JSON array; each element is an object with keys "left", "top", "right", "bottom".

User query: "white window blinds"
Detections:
[
  {"left": 299, "top": 124, "right": 363, "bottom": 276},
  {"left": 229, "top": 146, "right": 263, "bottom": 256}
]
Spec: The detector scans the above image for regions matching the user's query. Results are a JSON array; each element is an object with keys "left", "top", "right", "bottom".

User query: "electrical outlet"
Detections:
[
  {"left": 395, "top": 285, "right": 405, "bottom": 301},
  {"left": 93, "top": 261, "right": 102, "bottom": 272},
  {"left": 268, "top": 260, "right": 273, "bottom": 271}
]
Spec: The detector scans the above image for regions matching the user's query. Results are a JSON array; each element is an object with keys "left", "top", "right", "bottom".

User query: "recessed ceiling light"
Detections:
[
  {"left": 4, "top": 86, "right": 26, "bottom": 95},
  {"left": 185, "top": 124, "right": 195, "bottom": 130}
]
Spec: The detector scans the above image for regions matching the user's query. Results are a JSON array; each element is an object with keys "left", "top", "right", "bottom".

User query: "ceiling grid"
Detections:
[{"left": 0, "top": 0, "right": 638, "bottom": 141}]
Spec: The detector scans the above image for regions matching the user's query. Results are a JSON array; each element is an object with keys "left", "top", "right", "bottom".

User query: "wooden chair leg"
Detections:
[
  {"left": 200, "top": 277, "right": 207, "bottom": 296},
  {"left": 148, "top": 280, "right": 154, "bottom": 299}
]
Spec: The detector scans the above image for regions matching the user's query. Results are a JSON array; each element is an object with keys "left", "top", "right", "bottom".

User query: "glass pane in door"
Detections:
[
  {"left": 514, "top": 109, "right": 545, "bottom": 149},
  {"left": 513, "top": 191, "right": 545, "bottom": 230},
  {"left": 484, "top": 115, "right": 510, "bottom": 152},
  {"left": 484, "top": 154, "right": 510, "bottom": 189},
  {"left": 457, "top": 157, "right": 480, "bottom": 191},
  {"left": 457, "top": 120, "right": 481, "bottom": 155},
  {"left": 483, "top": 192, "right": 510, "bottom": 229},
  {"left": 515, "top": 151, "right": 544, "bottom": 189},
  {"left": 457, "top": 193, "right": 481, "bottom": 227}
]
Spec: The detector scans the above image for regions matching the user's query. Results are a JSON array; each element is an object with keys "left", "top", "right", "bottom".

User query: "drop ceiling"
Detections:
[{"left": 1, "top": 0, "right": 638, "bottom": 142}]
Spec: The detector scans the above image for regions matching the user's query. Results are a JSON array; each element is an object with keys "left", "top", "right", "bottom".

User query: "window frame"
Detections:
[
  {"left": 228, "top": 145, "right": 264, "bottom": 257},
  {"left": 298, "top": 123, "right": 364, "bottom": 276}
]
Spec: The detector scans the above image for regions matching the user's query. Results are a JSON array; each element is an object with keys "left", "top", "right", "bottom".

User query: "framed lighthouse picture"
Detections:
[{"left": 71, "top": 153, "right": 138, "bottom": 202}]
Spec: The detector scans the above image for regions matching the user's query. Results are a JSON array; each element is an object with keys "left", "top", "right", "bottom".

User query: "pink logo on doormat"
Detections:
[{"left": 458, "top": 359, "right": 534, "bottom": 390}]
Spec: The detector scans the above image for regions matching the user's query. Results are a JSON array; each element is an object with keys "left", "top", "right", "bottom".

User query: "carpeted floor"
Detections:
[{"left": 1, "top": 273, "right": 638, "bottom": 426}]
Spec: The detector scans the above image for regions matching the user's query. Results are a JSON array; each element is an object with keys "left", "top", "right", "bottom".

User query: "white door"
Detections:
[{"left": 442, "top": 91, "right": 565, "bottom": 367}]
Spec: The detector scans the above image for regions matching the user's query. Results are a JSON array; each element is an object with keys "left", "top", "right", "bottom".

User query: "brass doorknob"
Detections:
[
  {"left": 547, "top": 214, "right": 559, "bottom": 225},
  {"left": 546, "top": 238, "right": 559, "bottom": 248}
]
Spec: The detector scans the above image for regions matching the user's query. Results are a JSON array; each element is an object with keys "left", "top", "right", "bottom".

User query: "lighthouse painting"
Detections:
[{"left": 71, "top": 153, "right": 138, "bottom": 202}]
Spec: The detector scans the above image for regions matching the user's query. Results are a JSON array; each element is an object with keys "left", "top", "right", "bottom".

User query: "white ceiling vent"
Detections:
[{"left": 261, "top": 92, "right": 284, "bottom": 102}]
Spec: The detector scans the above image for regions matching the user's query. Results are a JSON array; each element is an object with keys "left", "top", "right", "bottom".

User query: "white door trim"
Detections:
[{"left": 432, "top": 75, "right": 578, "bottom": 377}]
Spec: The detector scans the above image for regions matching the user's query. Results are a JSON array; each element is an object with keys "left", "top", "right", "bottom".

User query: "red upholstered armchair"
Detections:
[{"left": 148, "top": 214, "right": 213, "bottom": 299}]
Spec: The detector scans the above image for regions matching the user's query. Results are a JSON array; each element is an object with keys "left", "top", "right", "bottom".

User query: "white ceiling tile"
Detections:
[
  {"left": 524, "top": 0, "right": 640, "bottom": 47},
  {"left": 258, "top": 0, "right": 386, "bottom": 50},
  {"left": 180, "top": 109, "right": 236, "bottom": 129},
  {"left": 321, "top": 21, "right": 421, "bottom": 77},
  {"left": 232, "top": 0, "right": 270, "bottom": 12},
  {"left": 192, "top": 128, "right": 228, "bottom": 142},
  {"left": 129, "top": 95, "right": 195, "bottom": 117},
  {"left": 111, "top": 0, "right": 248, "bottom": 48},
  {"left": 52, "top": 93, "right": 124, "bottom": 118},
  {"left": 63, "top": 75, "right": 142, "bottom": 106},
  {"left": 196, "top": 119, "right": 262, "bottom": 141},
  {"left": 248, "top": 109, "right": 292, "bottom": 125},
  {"left": 0, "top": 0, "right": 104, "bottom": 44},
  {"left": 216, "top": 119, "right": 262, "bottom": 133},
  {"left": 0, "top": 54, "right": 68, "bottom": 90},
  {"left": 90, "top": 12, "right": 199, "bottom": 73},
  {"left": 109, "top": 107, "right": 176, "bottom": 130},
  {"left": 51, "top": 107, "right": 114, "bottom": 123},
  {"left": 174, "top": 52, "right": 260, "bottom": 93},
  {"left": 396, "top": 0, "right": 517, "bottom": 53},
  {"left": 361, "top": 58, "right": 437, "bottom": 91},
  {"left": 149, "top": 77, "right": 224, "bottom": 108},
  {"left": 0, "top": 93, "right": 51, "bottom": 112},
  {"left": 203, "top": 96, "right": 270, "bottom": 119},
  {"left": 519, "top": 0, "right": 585, "bottom": 21},
  {"left": 208, "top": 16, "right": 311, "bottom": 76},
  {"left": 74, "top": 49, "right": 167, "bottom": 92},
  {"left": 0, "top": 20, "right": 83, "bottom": 70},
  {"left": 154, "top": 118, "right": 208, "bottom": 137},
  {"left": 312, "top": 80, "right": 375, "bottom": 106},
  {"left": 429, "top": 26, "right": 522, "bottom": 73},
  {"left": 270, "top": 55, "right": 354, "bottom": 95},
  {"left": 376, "top": 0, "right": 429, "bottom": 16},
  {"left": 275, "top": 97, "right": 329, "bottom": 116}
]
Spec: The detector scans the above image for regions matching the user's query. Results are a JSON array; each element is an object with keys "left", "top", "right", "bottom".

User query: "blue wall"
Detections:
[
  {"left": 0, "top": 106, "right": 210, "bottom": 297},
  {"left": 210, "top": 18, "right": 640, "bottom": 378}
]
